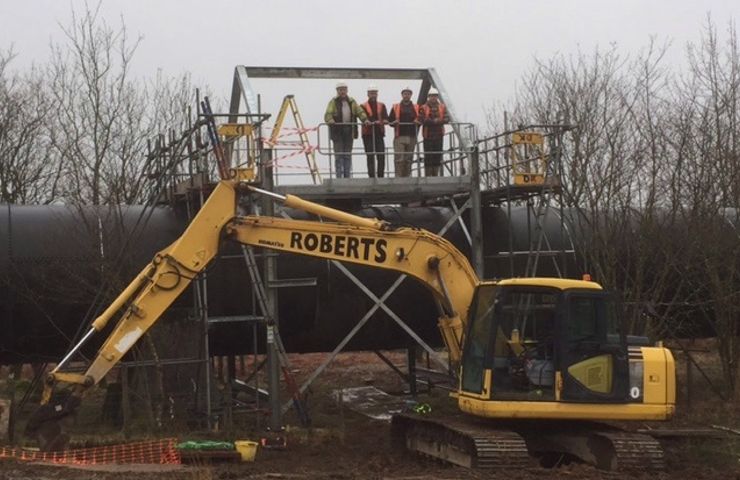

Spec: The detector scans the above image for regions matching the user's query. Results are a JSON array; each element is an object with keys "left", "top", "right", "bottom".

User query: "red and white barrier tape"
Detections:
[
  {"left": 262, "top": 125, "right": 320, "bottom": 146},
  {"left": 262, "top": 145, "right": 320, "bottom": 170}
]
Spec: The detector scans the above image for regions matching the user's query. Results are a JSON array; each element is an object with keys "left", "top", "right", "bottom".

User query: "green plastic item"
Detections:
[{"left": 176, "top": 440, "right": 235, "bottom": 450}]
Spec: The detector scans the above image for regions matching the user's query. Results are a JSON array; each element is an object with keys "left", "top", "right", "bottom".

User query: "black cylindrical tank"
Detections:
[
  {"left": 0, "top": 204, "right": 182, "bottom": 364},
  {"left": 482, "top": 205, "right": 579, "bottom": 279},
  {"left": 0, "top": 202, "right": 576, "bottom": 364}
]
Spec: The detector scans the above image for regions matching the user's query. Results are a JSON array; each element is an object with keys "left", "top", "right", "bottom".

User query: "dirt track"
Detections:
[
  {"left": 1, "top": 430, "right": 736, "bottom": 480},
  {"left": 2, "top": 351, "right": 740, "bottom": 479}
]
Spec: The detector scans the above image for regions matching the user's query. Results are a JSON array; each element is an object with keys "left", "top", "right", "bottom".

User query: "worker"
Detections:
[
  {"left": 387, "top": 86, "right": 420, "bottom": 177},
  {"left": 418, "top": 87, "right": 449, "bottom": 177},
  {"left": 360, "top": 85, "right": 389, "bottom": 178},
  {"left": 324, "top": 82, "right": 368, "bottom": 178}
]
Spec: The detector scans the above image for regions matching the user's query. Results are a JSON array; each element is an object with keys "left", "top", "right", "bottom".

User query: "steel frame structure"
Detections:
[
  {"left": 225, "top": 66, "right": 484, "bottom": 427},
  {"left": 136, "top": 66, "right": 576, "bottom": 433}
]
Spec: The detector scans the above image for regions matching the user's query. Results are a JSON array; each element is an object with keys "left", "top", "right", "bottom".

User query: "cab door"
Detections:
[
  {"left": 459, "top": 286, "right": 497, "bottom": 398},
  {"left": 557, "top": 291, "right": 629, "bottom": 402}
]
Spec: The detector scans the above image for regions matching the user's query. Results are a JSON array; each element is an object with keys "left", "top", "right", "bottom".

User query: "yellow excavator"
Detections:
[{"left": 27, "top": 171, "right": 675, "bottom": 471}]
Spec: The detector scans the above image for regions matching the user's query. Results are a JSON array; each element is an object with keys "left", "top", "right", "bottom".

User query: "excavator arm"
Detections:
[
  {"left": 227, "top": 214, "right": 478, "bottom": 361},
  {"left": 26, "top": 181, "right": 238, "bottom": 450},
  {"left": 29, "top": 180, "right": 479, "bottom": 450},
  {"left": 42, "top": 181, "right": 237, "bottom": 391}
]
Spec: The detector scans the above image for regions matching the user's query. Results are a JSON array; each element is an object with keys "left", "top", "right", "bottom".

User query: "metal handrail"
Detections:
[
  {"left": 475, "top": 125, "right": 573, "bottom": 189},
  {"left": 263, "top": 121, "right": 477, "bottom": 183}
]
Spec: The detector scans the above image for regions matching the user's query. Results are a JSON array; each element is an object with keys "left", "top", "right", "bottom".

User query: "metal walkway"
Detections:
[{"left": 277, "top": 176, "right": 472, "bottom": 204}]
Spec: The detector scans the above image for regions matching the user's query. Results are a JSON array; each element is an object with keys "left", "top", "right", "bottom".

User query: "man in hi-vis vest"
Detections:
[
  {"left": 418, "top": 87, "right": 450, "bottom": 177},
  {"left": 387, "top": 86, "right": 420, "bottom": 177},
  {"left": 360, "top": 85, "right": 389, "bottom": 178},
  {"left": 324, "top": 82, "right": 368, "bottom": 178}
]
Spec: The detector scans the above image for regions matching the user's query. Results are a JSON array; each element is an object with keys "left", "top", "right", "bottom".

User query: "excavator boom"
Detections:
[
  {"left": 82, "top": 181, "right": 237, "bottom": 385},
  {"left": 29, "top": 179, "right": 478, "bottom": 450}
]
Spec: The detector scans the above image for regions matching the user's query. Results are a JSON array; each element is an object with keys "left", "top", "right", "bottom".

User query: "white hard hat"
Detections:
[
  {"left": 336, "top": 81, "right": 348, "bottom": 89},
  {"left": 367, "top": 84, "right": 379, "bottom": 92},
  {"left": 401, "top": 86, "right": 412, "bottom": 93},
  {"left": 428, "top": 87, "right": 440, "bottom": 96}
]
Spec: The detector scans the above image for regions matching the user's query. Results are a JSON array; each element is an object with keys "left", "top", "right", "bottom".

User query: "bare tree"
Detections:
[
  {"left": 493, "top": 17, "right": 740, "bottom": 396},
  {"left": 0, "top": 48, "right": 58, "bottom": 204},
  {"left": 42, "top": 3, "right": 205, "bottom": 207},
  {"left": 675, "top": 17, "right": 740, "bottom": 395},
  {"left": 499, "top": 44, "right": 683, "bottom": 336},
  {"left": 46, "top": 2, "right": 146, "bottom": 205}
]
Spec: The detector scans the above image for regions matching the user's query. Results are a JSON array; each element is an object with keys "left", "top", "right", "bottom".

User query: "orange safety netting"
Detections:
[{"left": 0, "top": 438, "right": 180, "bottom": 465}]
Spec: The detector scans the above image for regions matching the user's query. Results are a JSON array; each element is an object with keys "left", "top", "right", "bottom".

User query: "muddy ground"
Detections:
[{"left": 2, "top": 348, "right": 740, "bottom": 479}]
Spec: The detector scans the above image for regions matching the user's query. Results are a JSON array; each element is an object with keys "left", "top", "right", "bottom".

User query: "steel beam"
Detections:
[
  {"left": 283, "top": 274, "right": 409, "bottom": 413},
  {"left": 275, "top": 193, "right": 470, "bottom": 411},
  {"left": 425, "top": 68, "right": 483, "bottom": 277},
  {"left": 470, "top": 147, "right": 484, "bottom": 276},
  {"left": 260, "top": 149, "right": 282, "bottom": 432},
  {"left": 330, "top": 260, "right": 449, "bottom": 372},
  {"left": 229, "top": 65, "right": 259, "bottom": 120},
  {"left": 450, "top": 198, "right": 473, "bottom": 247},
  {"left": 239, "top": 66, "right": 429, "bottom": 80}
]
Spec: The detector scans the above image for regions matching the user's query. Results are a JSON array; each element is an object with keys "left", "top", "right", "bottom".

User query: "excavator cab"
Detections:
[
  {"left": 410, "top": 277, "right": 674, "bottom": 471},
  {"left": 460, "top": 278, "right": 633, "bottom": 408}
]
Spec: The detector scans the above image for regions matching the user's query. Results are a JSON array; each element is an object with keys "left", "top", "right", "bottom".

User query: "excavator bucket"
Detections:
[{"left": 25, "top": 395, "right": 80, "bottom": 451}]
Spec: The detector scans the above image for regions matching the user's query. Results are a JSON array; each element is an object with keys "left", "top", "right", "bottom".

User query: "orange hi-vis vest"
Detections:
[
  {"left": 392, "top": 102, "right": 420, "bottom": 137},
  {"left": 420, "top": 103, "right": 446, "bottom": 139},
  {"left": 361, "top": 101, "right": 385, "bottom": 137}
]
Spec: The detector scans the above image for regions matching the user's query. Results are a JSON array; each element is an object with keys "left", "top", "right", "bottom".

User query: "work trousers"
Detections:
[
  {"left": 423, "top": 137, "right": 444, "bottom": 177},
  {"left": 362, "top": 135, "right": 386, "bottom": 178},
  {"left": 393, "top": 135, "right": 415, "bottom": 177},
  {"left": 332, "top": 135, "right": 353, "bottom": 178}
]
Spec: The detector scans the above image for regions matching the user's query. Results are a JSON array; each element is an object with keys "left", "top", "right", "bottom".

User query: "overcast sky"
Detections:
[{"left": 1, "top": 0, "right": 738, "bottom": 132}]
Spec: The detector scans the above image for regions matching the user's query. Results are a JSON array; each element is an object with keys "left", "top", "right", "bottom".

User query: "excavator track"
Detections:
[
  {"left": 526, "top": 426, "right": 666, "bottom": 471},
  {"left": 391, "top": 413, "right": 532, "bottom": 469},
  {"left": 392, "top": 414, "right": 666, "bottom": 472},
  {"left": 593, "top": 430, "right": 665, "bottom": 471}
]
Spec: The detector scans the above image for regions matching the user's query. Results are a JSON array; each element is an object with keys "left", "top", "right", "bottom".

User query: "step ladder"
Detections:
[
  {"left": 524, "top": 193, "right": 558, "bottom": 277},
  {"left": 268, "top": 95, "right": 321, "bottom": 184}
]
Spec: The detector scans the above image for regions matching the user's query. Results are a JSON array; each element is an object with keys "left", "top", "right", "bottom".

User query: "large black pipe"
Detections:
[
  {"left": 0, "top": 204, "right": 182, "bottom": 364},
  {"left": 0, "top": 203, "right": 575, "bottom": 364}
]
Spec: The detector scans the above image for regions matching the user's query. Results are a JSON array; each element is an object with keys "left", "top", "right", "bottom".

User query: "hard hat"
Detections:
[
  {"left": 367, "top": 84, "right": 379, "bottom": 92},
  {"left": 401, "top": 86, "right": 412, "bottom": 93},
  {"left": 336, "top": 81, "right": 348, "bottom": 89},
  {"left": 428, "top": 87, "right": 440, "bottom": 96}
]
